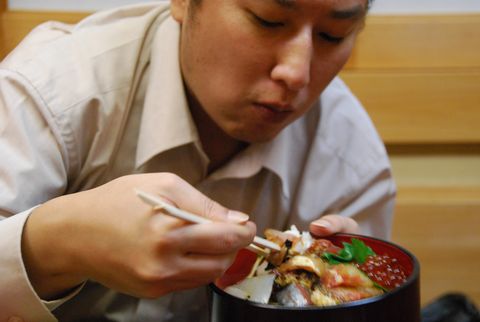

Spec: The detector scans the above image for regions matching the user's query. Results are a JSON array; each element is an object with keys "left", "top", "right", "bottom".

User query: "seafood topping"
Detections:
[
  {"left": 223, "top": 226, "right": 409, "bottom": 307},
  {"left": 355, "top": 254, "right": 408, "bottom": 289},
  {"left": 276, "top": 283, "right": 312, "bottom": 307}
]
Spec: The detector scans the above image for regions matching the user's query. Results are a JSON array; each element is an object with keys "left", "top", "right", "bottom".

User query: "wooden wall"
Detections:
[
  {"left": 0, "top": 9, "right": 88, "bottom": 59},
  {"left": 342, "top": 15, "right": 480, "bottom": 144},
  {"left": 1, "top": 8, "right": 480, "bottom": 308},
  {"left": 341, "top": 14, "right": 480, "bottom": 308},
  {"left": 0, "top": 0, "right": 6, "bottom": 56}
]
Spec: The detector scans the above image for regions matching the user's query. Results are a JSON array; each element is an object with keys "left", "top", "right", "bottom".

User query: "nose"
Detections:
[{"left": 270, "top": 29, "right": 313, "bottom": 91}]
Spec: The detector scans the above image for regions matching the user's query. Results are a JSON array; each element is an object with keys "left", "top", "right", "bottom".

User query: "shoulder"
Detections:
[
  {"left": 0, "top": 3, "right": 173, "bottom": 178},
  {"left": 1, "top": 3, "right": 171, "bottom": 116}
]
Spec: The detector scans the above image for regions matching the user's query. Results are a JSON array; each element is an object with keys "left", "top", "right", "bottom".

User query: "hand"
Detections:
[
  {"left": 309, "top": 214, "right": 359, "bottom": 237},
  {"left": 22, "top": 173, "right": 256, "bottom": 300}
]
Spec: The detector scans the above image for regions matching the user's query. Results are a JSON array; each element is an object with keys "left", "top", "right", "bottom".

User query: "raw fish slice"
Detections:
[{"left": 276, "top": 283, "right": 312, "bottom": 307}]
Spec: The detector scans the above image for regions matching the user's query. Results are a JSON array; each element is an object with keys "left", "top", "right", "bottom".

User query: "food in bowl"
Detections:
[{"left": 219, "top": 226, "right": 408, "bottom": 307}]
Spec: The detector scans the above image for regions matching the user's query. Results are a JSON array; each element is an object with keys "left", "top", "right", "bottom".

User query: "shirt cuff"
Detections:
[
  {"left": 0, "top": 208, "right": 58, "bottom": 322},
  {"left": 42, "top": 282, "right": 85, "bottom": 311}
]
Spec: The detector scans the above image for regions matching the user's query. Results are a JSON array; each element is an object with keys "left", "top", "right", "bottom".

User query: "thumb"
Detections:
[{"left": 309, "top": 214, "right": 359, "bottom": 236}]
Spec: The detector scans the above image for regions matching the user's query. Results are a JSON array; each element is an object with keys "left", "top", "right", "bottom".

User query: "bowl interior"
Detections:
[{"left": 215, "top": 233, "right": 416, "bottom": 290}]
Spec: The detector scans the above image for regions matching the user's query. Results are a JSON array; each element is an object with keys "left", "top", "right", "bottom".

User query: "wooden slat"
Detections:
[
  {"left": 392, "top": 198, "right": 480, "bottom": 307},
  {"left": 341, "top": 69, "right": 480, "bottom": 144},
  {"left": 0, "top": 1, "right": 6, "bottom": 58},
  {"left": 391, "top": 154, "right": 480, "bottom": 190},
  {"left": 1, "top": 10, "right": 88, "bottom": 59},
  {"left": 396, "top": 186, "right": 480, "bottom": 205},
  {"left": 346, "top": 15, "right": 480, "bottom": 69}
]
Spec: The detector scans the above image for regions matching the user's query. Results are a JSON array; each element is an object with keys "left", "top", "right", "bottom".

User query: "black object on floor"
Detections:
[{"left": 421, "top": 293, "right": 480, "bottom": 322}]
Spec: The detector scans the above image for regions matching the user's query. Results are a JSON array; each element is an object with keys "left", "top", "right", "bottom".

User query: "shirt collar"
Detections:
[
  {"left": 262, "top": 115, "right": 313, "bottom": 200},
  {"left": 208, "top": 114, "right": 313, "bottom": 200},
  {"left": 135, "top": 16, "right": 199, "bottom": 168}
]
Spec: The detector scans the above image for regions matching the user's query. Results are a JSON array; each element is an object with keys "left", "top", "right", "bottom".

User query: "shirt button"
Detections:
[{"left": 8, "top": 317, "right": 24, "bottom": 322}]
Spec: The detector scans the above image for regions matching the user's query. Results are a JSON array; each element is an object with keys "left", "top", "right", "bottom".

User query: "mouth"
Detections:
[
  {"left": 253, "top": 102, "right": 294, "bottom": 113},
  {"left": 250, "top": 102, "right": 294, "bottom": 124}
]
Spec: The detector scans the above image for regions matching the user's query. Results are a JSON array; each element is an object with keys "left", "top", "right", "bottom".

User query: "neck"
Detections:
[{"left": 186, "top": 90, "right": 247, "bottom": 173}]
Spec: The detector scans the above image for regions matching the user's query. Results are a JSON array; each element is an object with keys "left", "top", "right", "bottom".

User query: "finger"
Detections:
[
  {"left": 309, "top": 214, "right": 359, "bottom": 236},
  {"left": 149, "top": 253, "right": 235, "bottom": 294},
  {"left": 152, "top": 173, "right": 250, "bottom": 224},
  {"left": 167, "top": 221, "right": 256, "bottom": 255},
  {"left": 182, "top": 252, "right": 237, "bottom": 281}
]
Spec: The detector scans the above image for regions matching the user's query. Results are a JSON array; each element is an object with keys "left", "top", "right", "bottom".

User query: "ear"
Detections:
[{"left": 170, "top": 0, "right": 188, "bottom": 24}]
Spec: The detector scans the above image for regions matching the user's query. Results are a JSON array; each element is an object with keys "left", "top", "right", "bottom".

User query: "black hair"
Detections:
[
  {"left": 190, "top": 0, "right": 374, "bottom": 13},
  {"left": 191, "top": 0, "right": 374, "bottom": 7}
]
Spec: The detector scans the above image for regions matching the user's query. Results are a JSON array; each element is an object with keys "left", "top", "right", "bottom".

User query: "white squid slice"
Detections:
[{"left": 224, "top": 274, "right": 276, "bottom": 304}]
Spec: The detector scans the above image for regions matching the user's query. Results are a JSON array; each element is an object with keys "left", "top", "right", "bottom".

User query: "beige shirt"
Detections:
[{"left": 0, "top": 3, "right": 395, "bottom": 322}]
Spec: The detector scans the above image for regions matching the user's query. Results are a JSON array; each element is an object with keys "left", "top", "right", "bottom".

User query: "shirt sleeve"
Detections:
[
  {"left": 0, "top": 209, "right": 58, "bottom": 322},
  {"left": 340, "top": 167, "right": 396, "bottom": 240},
  {"left": 42, "top": 283, "right": 85, "bottom": 311},
  {"left": 0, "top": 68, "right": 69, "bottom": 321}
]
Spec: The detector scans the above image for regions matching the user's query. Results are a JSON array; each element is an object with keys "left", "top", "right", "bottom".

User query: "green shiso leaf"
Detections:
[
  {"left": 374, "top": 281, "right": 389, "bottom": 292},
  {"left": 322, "top": 238, "right": 375, "bottom": 265}
]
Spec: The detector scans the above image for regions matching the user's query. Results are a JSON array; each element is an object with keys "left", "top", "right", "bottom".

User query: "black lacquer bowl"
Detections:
[{"left": 210, "top": 233, "right": 420, "bottom": 322}]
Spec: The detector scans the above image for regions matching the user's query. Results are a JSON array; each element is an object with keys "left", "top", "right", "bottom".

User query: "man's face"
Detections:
[{"left": 171, "top": 0, "right": 366, "bottom": 143}]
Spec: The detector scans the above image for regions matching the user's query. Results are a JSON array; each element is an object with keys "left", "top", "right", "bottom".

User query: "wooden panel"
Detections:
[
  {"left": 1, "top": 10, "right": 88, "bottom": 58},
  {"left": 0, "top": 1, "right": 5, "bottom": 57},
  {"left": 346, "top": 15, "right": 480, "bottom": 70},
  {"left": 390, "top": 154, "right": 480, "bottom": 189},
  {"left": 396, "top": 187, "right": 480, "bottom": 205},
  {"left": 392, "top": 196, "right": 480, "bottom": 307},
  {"left": 341, "top": 70, "right": 480, "bottom": 144}
]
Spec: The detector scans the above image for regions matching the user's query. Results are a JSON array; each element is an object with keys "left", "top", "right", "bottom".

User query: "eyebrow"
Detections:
[
  {"left": 274, "top": 0, "right": 295, "bottom": 8},
  {"left": 273, "top": 0, "right": 366, "bottom": 20},
  {"left": 330, "top": 4, "right": 366, "bottom": 20}
]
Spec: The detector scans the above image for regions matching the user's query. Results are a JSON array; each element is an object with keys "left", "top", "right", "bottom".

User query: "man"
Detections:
[{"left": 0, "top": 0, "right": 394, "bottom": 321}]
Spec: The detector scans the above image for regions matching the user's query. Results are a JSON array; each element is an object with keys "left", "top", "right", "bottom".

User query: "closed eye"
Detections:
[
  {"left": 319, "top": 32, "right": 344, "bottom": 44},
  {"left": 253, "top": 14, "right": 284, "bottom": 28}
]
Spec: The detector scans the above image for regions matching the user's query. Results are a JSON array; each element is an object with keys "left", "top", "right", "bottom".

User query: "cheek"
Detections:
[
  {"left": 300, "top": 43, "right": 355, "bottom": 110},
  {"left": 213, "top": 30, "right": 270, "bottom": 78},
  {"left": 336, "top": 40, "right": 356, "bottom": 67},
  {"left": 202, "top": 47, "right": 269, "bottom": 107},
  {"left": 312, "top": 41, "right": 355, "bottom": 85},
  {"left": 190, "top": 28, "right": 264, "bottom": 88},
  {"left": 335, "top": 34, "right": 358, "bottom": 67}
]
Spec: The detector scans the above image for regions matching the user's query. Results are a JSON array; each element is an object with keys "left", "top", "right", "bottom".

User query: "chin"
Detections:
[
  {"left": 227, "top": 124, "right": 285, "bottom": 143},
  {"left": 233, "top": 130, "right": 281, "bottom": 144}
]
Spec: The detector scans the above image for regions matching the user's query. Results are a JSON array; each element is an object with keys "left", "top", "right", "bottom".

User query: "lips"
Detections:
[
  {"left": 251, "top": 102, "right": 294, "bottom": 124},
  {"left": 253, "top": 102, "right": 294, "bottom": 113}
]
